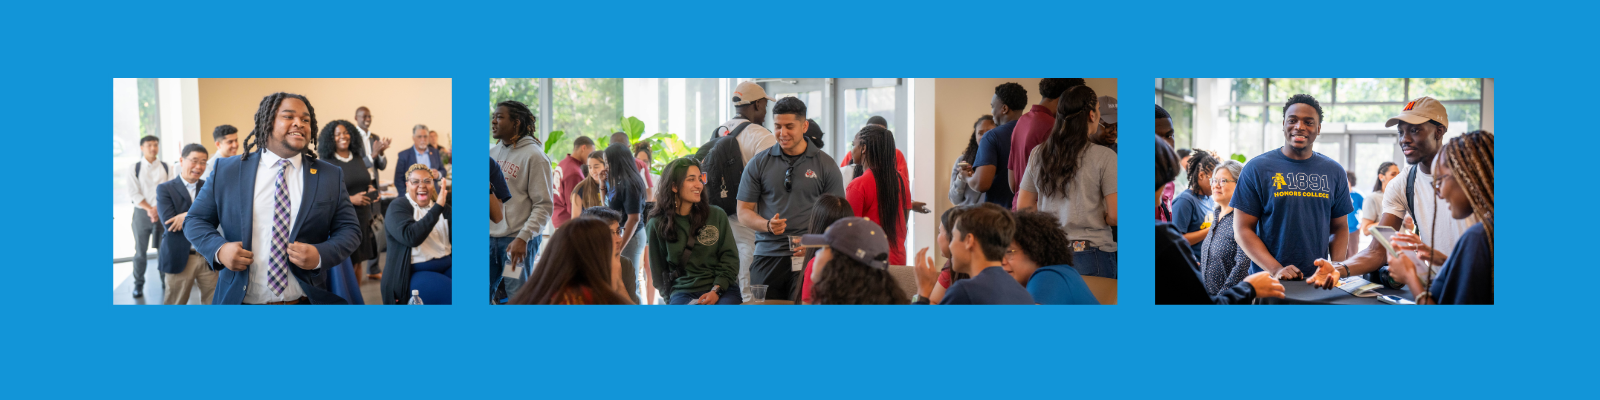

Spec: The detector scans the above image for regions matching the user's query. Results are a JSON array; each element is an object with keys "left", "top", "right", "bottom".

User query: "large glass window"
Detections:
[
  {"left": 112, "top": 78, "right": 163, "bottom": 260},
  {"left": 1156, "top": 78, "right": 1195, "bottom": 148}
]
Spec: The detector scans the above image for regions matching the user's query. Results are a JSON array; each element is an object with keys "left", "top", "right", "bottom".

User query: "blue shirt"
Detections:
[
  {"left": 972, "top": 120, "right": 1017, "bottom": 209},
  {"left": 490, "top": 159, "right": 511, "bottom": 202},
  {"left": 1229, "top": 149, "right": 1353, "bottom": 273},
  {"left": 941, "top": 266, "right": 1035, "bottom": 305},
  {"left": 1348, "top": 192, "right": 1364, "bottom": 233},
  {"left": 1027, "top": 265, "right": 1100, "bottom": 305},
  {"left": 1430, "top": 222, "right": 1492, "bottom": 304},
  {"left": 1171, "top": 188, "right": 1216, "bottom": 255}
]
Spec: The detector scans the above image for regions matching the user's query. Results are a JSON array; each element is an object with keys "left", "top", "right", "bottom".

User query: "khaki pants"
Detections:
[{"left": 163, "top": 254, "right": 217, "bottom": 305}]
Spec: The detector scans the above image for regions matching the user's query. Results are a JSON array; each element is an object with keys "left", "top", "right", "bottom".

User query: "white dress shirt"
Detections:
[
  {"left": 127, "top": 158, "right": 170, "bottom": 210},
  {"left": 242, "top": 150, "right": 312, "bottom": 303},
  {"left": 356, "top": 126, "right": 375, "bottom": 167},
  {"left": 408, "top": 196, "right": 451, "bottom": 264},
  {"left": 181, "top": 176, "right": 200, "bottom": 252}
]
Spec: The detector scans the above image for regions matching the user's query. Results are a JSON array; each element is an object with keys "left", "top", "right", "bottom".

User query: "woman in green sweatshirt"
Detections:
[{"left": 646, "top": 157, "right": 741, "bottom": 305}]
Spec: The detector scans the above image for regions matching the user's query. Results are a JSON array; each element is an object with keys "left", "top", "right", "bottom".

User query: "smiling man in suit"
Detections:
[
  {"left": 158, "top": 144, "right": 215, "bottom": 304},
  {"left": 185, "top": 92, "right": 362, "bottom": 305},
  {"left": 394, "top": 124, "right": 444, "bottom": 196}
]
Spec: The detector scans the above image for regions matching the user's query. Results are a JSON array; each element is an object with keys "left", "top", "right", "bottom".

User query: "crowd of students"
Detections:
[
  {"left": 503, "top": 79, "right": 1114, "bottom": 305},
  {"left": 1155, "top": 95, "right": 1494, "bottom": 305},
  {"left": 122, "top": 92, "right": 452, "bottom": 304}
]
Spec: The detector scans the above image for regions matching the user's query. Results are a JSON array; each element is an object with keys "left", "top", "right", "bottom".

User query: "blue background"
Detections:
[{"left": 9, "top": 0, "right": 1589, "bottom": 398}]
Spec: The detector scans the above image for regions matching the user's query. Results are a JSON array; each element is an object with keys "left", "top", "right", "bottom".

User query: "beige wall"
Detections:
[
  {"left": 196, "top": 78, "right": 453, "bottom": 184},
  {"left": 927, "top": 78, "right": 1117, "bottom": 265}
]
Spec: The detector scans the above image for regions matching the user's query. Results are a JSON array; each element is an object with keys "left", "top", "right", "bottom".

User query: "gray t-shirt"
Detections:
[
  {"left": 1019, "top": 144, "right": 1118, "bottom": 252},
  {"left": 736, "top": 143, "right": 845, "bottom": 257}
]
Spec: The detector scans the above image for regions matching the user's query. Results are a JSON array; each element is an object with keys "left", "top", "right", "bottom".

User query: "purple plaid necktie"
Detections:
[{"left": 268, "top": 159, "right": 292, "bottom": 295}]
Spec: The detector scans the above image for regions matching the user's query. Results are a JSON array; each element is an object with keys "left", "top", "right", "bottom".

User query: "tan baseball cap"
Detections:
[
  {"left": 732, "top": 81, "right": 770, "bottom": 106},
  {"left": 1386, "top": 96, "right": 1448, "bottom": 130}
]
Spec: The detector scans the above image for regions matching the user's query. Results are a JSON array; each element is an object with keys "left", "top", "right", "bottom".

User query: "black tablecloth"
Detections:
[{"left": 1260, "top": 279, "right": 1414, "bottom": 305}]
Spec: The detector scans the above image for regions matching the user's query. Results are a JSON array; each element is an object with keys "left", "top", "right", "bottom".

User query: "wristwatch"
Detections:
[
  {"left": 912, "top": 294, "right": 930, "bottom": 304},
  {"left": 1332, "top": 261, "right": 1349, "bottom": 279},
  {"left": 711, "top": 285, "right": 724, "bottom": 296}
]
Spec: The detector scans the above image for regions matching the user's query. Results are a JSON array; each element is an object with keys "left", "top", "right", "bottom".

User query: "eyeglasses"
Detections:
[
  {"left": 1209, "top": 178, "right": 1236, "bottom": 185},
  {"left": 1431, "top": 173, "right": 1452, "bottom": 192},
  {"left": 784, "top": 166, "right": 794, "bottom": 192}
]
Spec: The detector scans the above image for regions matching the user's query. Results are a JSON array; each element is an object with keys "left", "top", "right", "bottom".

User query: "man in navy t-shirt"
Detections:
[
  {"left": 911, "top": 203, "right": 1034, "bottom": 305},
  {"left": 964, "top": 82, "right": 1028, "bottom": 209},
  {"left": 1230, "top": 94, "right": 1353, "bottom": 279}
]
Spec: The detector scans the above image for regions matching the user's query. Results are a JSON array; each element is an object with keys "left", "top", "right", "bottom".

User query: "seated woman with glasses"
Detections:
[
  {"left": 1198, "top": 160, "right": 1257, "bottom": 296},
  {"left": 379, "top": 164, "right": 452, "bottom": 305},
  {"left": 646, "top": 158, "right": 741, "bottom": 305}
]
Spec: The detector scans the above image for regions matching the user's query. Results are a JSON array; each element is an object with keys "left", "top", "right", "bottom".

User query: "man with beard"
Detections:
[
  {"left": 1305, "top": 97, "right": 1476, "bottom": 290},
  {"left": 1229, "top": 94, "right": 1353, "bottom": 281},
  {"left": 185, "top": 92, "right": 363, "bottom": 305}
]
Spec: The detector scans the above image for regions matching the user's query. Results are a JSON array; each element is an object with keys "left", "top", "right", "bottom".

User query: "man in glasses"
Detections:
[
  {"left": 736, "top": 97, "right": 845, "bottom": 302},
  {"left": 1306, "top": 96, "right": 1476, "bottom": 290}
]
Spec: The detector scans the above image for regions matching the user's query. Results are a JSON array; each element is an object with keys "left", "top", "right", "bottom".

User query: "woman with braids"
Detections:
[
  {"left": 1154, "top": 136, "right": 1284, "bottom": 304},
  {"left": 509, "top": 217, "right": 630, "bottom": 305},
  {"left": 490, "top": 100, "right": 554, "bottom": 303},
  {"left": 846, "top": 125, "right": 911, "bottom": 265},
  {"left": 799, "top": 194, "right": 853, "bottom": 304},
  {"left": 948, "top": 115, "right": 995, "bottom": 207},
  {"left": 1171, "top": 149, "right": 1219, "bottom": 255},
  {"left": 1385, "top": 131, "right": 1493, "bottom": 304},
  {"left": 804, "top": 217, "right": 908, "bottom": 305},
  {"left": 315, "top": 119, "right": 378, "bottom": 303},
  {"left": 183, "top": 92, "right": 363, "bottom": 305},
  {"left": 645, "top": 158, "right": 741, "bottom": 305},
  {"left": 569, "top": 149, "right": 607, "bottom": 221},
  {"left": 1005, "top": 211, "right": 1099, "bottom": 304},
  {"left": 1016, "top": 86, "right": 1120, "bottom": 278},
  {"left": 380, "top": 164, "right": 453, "bottom": 305}
]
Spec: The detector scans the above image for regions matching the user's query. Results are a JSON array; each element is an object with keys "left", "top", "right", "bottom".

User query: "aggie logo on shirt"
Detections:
[{"left": 1271, "top": 172, "right": 1332, "bottom": 199}]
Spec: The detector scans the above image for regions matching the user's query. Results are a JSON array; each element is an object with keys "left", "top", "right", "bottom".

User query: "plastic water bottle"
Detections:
[{"left": 408, "top": 290, "right": 424, "bottom": 305}]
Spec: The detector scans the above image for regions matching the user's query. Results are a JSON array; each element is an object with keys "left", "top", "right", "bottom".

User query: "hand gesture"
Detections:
[
  {"left": 373, "top": 137, "right": 391, "bottom": 155},
  {"left": 767, "top": 213, "right": 787, "bottom": 235},
  {"left": 911, "top": 201, "right": 930, "bottom": 214},
  {"left": 1386, "top": 252, "right": 1422, "bottom": 290},
  {"left": 1276, "top": 264, "right": 1303, "bottom": 280},
  {"left": 913, "top": 247, "right": 938, "bottom": 298},
  {"left": 164, "top": 212, "right": 187, "bottom": 232},
  {"left": 696, "top": 290, "right": 720, "bottom": 305},
  {"left": 508, "top": 237, "right": 529, "bottom": 269},
  {"left": 1243, "top": 271, "right": 1285, "bottom": 299},
  {"left": 958, "top": 164, "right": 974, "bottom": 178},
  {"left": 1307, "top": 259, "right": 1340, "bottom": 289},
  {"left": 1391, "top": 232, "right": 1442, "bottom": 265},
  {"left": 349, "top": 194, "right": 371, "bottom": 206},
  {"left": 286, "top": 242, "right": 320, "bottom": 270},
  {"left": 219, "top": 242, "right": 252, "bottom": 271},
  {"left": 146, "top": 206, "right": 159, "bottom": 223},
  {"left": 438, "top": 181, "right": 451, "bottom": 208}
]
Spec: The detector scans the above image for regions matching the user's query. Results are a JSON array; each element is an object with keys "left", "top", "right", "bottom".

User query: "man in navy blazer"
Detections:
[
  {"left": 158, "top": 144, "right": 218, "bottom": 305},
  {"left": 394, "top": 124, "right": 444, "bottom": 196},
  {"left": 185, "top": 93, "right": 362, "bottom": 305}
]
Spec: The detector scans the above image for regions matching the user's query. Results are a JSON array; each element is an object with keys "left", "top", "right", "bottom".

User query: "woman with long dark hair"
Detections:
[
  {"left": 948, "top": 115, "right": 994, "bottom": 207},
  {"left": 1386, "top": 131, "right": 1493, "bottom": 304},
  {"left": 510, "top": 217, "right": 629, "bottom": 305},
  {"left": 806, "top": 217, "right": 908, "bottom": 305},
  {"left": 1016, "top": 86, "right": 1120, "bottom": 278},
  {"left": 1357, "top": 161, "right": 1399, "bottom": 238},
  {"left": 799, "top": 194, "right": 853, "bottom": 304},
  {"left": 645, "top": 158, "right": 740, "bottom": 304},
  {"left": 845, "top": 125, "right": 910, "bottom": 266},
  {"left": 315, "top": 119, "right": 376, "bottom": 303},
  {"left": 570, "top": 150, "right": 607, "bottom": 221},
  {"left": 604, "top": 143, "right": 648, "bottom": 294}
]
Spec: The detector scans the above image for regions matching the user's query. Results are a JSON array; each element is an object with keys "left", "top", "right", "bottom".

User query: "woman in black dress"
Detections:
[{"left": 317, "top": 120, "right": 379, "bottom": 303}]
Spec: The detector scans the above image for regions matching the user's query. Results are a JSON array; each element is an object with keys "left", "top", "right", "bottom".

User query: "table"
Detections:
[
  {"left": 1261, "top": 279, "right": 1414, "bottom": 305},
  {"left": 742, "top": 300, "right": 794, "bottom": 305}
]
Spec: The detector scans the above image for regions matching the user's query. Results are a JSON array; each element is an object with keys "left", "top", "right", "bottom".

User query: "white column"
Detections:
[{"left": 906, "top": 78, "right": 937, "bottom": 260}]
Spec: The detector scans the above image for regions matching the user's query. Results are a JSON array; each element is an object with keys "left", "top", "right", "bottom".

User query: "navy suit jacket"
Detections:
[
  {"left": 184, "top": 152, "right": 362, "bottom": 305},
  {"left": 157, "top": 176, "right": 201, "bottom": 274},
  {"left": 394, "top": 146, "right": 444, "bottom": 195}
]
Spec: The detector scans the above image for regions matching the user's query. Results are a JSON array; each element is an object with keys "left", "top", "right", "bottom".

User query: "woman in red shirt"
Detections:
[
  {"left": 508, "top": 217, "right": 630, "bottom": 305},
  {"left": 845, "top": 125, "right": 911, "bottom": 265}
]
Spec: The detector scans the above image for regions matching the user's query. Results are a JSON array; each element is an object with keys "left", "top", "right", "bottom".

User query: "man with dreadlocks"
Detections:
[
  {"left": 1308, "top": 97, "right": 1480, "bottom": 291},
  {"left": 489, "top": 100, "right": 554, "bottom": 303},
  {"left": 1172, "top": 149, "right": 1219, "bottom": 255},
  {"left": 1230, "top": 94, "right": 1354, "bottom": 282},
  {"left": 184, "top": 92, "right": 362, "bottom": 305},
  {"left": 1385, "top": 130, "right": 1493, "bottom": 304}
]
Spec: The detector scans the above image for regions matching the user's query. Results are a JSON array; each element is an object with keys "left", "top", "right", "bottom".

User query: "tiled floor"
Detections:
[{"left": 112, "top": 258, "right": 386, "bottom": 305}]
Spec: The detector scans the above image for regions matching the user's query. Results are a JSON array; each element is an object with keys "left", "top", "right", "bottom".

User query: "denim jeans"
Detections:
[
  {"left": 1073, "top": 248, "right": 1118, "bottom": 279},
  {"left": 489, "top": 236, "right": 541, "bottom": 303},
  {"left": 668, "top": 286, "right": 743, "bottom": 305}
]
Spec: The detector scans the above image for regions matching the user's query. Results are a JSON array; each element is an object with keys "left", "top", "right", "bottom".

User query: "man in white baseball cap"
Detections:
[{"left": 711, "top": 81, "right": 777, "bottom": 301}]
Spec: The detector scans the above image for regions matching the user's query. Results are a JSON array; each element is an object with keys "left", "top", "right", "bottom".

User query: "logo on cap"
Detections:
[{"left": 1404, "top": 101, "right": 1416, "bottom": 111}]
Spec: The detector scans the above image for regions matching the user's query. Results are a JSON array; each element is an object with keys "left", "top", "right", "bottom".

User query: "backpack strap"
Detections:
[
  {"left": 728, "top": 122, "right": 751, "bottom": 139},
  {"left": 1405, "top": 164, "right": 1419, "bottom": 230},
  {"left": 134, "top": 162, "right": 141, "bottom": 179}
]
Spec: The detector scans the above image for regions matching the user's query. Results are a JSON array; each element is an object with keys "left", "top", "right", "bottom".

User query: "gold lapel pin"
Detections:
[{"left": 310, "top": 168, "right": 318, "bottom": 175}]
